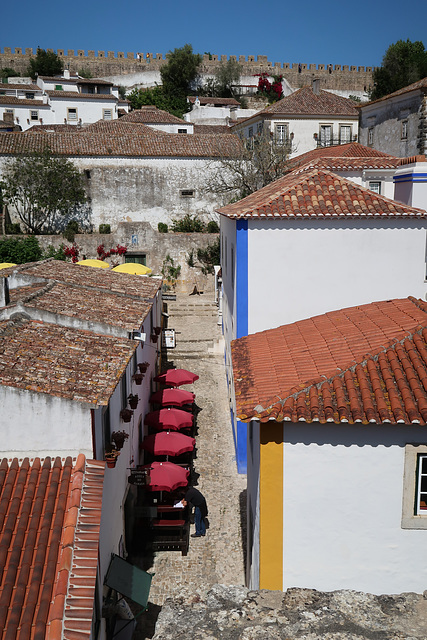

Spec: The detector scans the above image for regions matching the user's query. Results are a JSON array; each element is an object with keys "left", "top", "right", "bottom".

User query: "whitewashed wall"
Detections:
[
  {"left": 246, "top": 218, "right": 427, "bottom": 332},
  {"left": 281, "top": 422, "right": 427, "bottom": 594},
  {"left": 247, "top": 420, "right": 261, "bottom": 589},
  {"left": 0, "top": 385, "right": 93, "bottom": 457}
]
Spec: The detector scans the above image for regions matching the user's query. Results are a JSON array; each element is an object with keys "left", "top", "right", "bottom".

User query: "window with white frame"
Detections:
[
  {"left": 369, "top": 181, "right": 381, "bottom": 194},
  {"left": 368, "top": 127, "right": 374, "bottom": 145},
  {"left": 402, "top": 444, "right": 427, "bottom": 529},
  {"left": 177, "top": 128, "right": 187, "bottom": 134},
  {"left": 275, "top": 123, "right": 289, "bottom": 145},
  {"left": 67, "top": 107, "right": 78, "bottom": 121},
  {"left": 401, "top": 120, "right": 408, "bottom": 140},
  {"left": 339, "top": 125, "right": 351, "bottom": 144},
  {"left": 103, "top": 109, "right": 112, "bottom": 120},
  {"left": 319, "top": 124, "right": 332, "bottom": 146},
  {"left": 30, "top": 110, "right": 39, "bottom": 121}
]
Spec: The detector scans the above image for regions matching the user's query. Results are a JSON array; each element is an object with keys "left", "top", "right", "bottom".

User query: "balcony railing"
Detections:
[{"left": 316, "top": 134, "right": 358, "bottom": 148}]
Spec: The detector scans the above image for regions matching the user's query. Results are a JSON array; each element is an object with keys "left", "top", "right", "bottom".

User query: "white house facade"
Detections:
[
  {"left": 218, "top": 167, "right": 427, "bottom": 472},
  {"left": 231, "top": 85, "right": 359, "bottom": 158},
  {"left": 232, "top": 297, "right": 427, "bottom": 594}
]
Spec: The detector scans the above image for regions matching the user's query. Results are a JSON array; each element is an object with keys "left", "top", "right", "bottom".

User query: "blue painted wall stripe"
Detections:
[
  {"left": 394, "top": 173, "right": 427, "bottom": 183},
  {"left": 236, "top": 220, "right": 248, "bottom": 339}
]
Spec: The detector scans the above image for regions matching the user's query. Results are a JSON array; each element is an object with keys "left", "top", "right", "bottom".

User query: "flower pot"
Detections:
[
  {"left": 111, "top": 430, "right": 129, "bottom": 450},
  {"left": 150, "top": 334, "right": 158, "bottom": 343},
  {"left": 129, "top": 396, "right": 139, "bottom": 410},
  {"left": 120, "top": 408, "right": 133, "bottom": 422},
  {"left": 106, "top": 458, "right": 117, "bottom": 469},
  {"left": 133, "top": 373, "right": 144, "bottom": 385},
  {"left": 138, "top": 362, "right": 149, "bottom": 373},
  {"left": 154, "top": 327, "right": 162, "bottom": 336}
]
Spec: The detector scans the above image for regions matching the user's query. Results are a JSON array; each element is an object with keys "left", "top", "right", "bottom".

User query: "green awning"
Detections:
[{"left": 104, "top": 554, "right": 153, "bottom": 609}]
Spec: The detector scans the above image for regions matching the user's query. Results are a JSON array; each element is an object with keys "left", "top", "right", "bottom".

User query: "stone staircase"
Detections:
[{"left": 164, "top": 295, "right": 223, "bottom": 359}]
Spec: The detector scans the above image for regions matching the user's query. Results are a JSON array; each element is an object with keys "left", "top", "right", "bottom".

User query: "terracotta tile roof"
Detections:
[
  {"left": 0, "top": 316, "right": 136, "bottom": 405},
  {"left": 76, "top": 78, "right": 113, "bottom": 86},
  {"left": 362, "top": 76, "right": 427, "bottom": 107},
  {"left": 3, "top": 259, "right": 161, "bottom": 299},
  {"left": 193, "top": 124, "right": 232, "bottom": 135},
  {"left": 188, "top": 96, "right": 240, "bottom": 106},
  {"left": 232, "top": 297, "right": 427, "bottom": 424},
  {"left": 293, "top": 156, "right": 401, "bottom": 174},
  {"left": 46, "top": 91, "right": 118, "bottom": 102},
  {"left": 0, "top": 96, "right": 47, "bottom": 106},
  {"left": 259, "top": 87, "right": 359, "bottom": 117},
  {"left": 0, "top": 83, "right": 39, "bottom": 91},
  {"left": 217, "top": 168, "right": 427, "bottom": 219},
  {"left": 0, "top": 454, "right": 103, "bottom": 639},
  {"left": 289, "top": 142, "right": 393, "bottom": 166},
  {"left": 27, "top": 124, "right": 84, "bottom": 133},
  {"left": 119, "top": 107, "right": 189, "bottom": 125},
  {"left": 0, "top": 127, "right": 241, "bottom": 159},
  {"left": 14, "top": 281, "right": 152, "bottom": 332}
]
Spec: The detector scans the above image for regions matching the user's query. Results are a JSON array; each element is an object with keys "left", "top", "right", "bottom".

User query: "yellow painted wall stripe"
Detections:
[{"left": 259, "top": 422, "right": 283, "bottom": 590}]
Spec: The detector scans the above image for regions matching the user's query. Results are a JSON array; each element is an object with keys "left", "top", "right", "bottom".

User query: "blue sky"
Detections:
[{"left": 1, "top": 0, "right": 427, "bottom": 69}]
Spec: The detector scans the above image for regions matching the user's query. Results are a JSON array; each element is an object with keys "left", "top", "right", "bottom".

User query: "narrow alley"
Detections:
[{"left": 134, "top": 293, "right": 247, "bottom": 638}]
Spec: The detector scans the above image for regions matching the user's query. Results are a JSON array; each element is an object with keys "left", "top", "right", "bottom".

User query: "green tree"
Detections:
[
  {"left": 1, "top": 148, "right": 87, "bottom": 234},
  {"left": 0, "top": 236, "right": 43, "bottom": 263},
  {"left": 214, "top": 59, "right": 242, "bottom": 98},
  {"left": 371, "top": 39, "right": 427, "bottom": 100},
  {"left": 0, "top": 68, "right": 20, "bottom": 79},
  {"left": 160, "top": 44, "right": 202, "bottom": 99},
  {"left": 27, "top": 48, "right": 64, "bottom": 79},
  {"left": 127, "top": 86, "right": 188, "bottom": 118}
]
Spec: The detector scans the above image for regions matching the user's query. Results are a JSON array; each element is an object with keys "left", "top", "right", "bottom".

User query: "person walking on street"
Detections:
[{"left": 183, "top": 487, "right": 208, "bottom": 537}]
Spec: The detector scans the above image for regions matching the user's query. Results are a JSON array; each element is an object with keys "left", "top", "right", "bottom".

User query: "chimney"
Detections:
[
  {"left": 312, "top": 78, "right": 320, "bottom": 95},
  {"left": 393, "top": 156, "right": 427, "bottom": 209},
  {"left": 64, "top": 69, "right": 70, "bottom": 80}
]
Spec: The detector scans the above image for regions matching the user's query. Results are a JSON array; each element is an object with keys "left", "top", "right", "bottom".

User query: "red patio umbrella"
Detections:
[
  {"left": 144, "top": 408, "right": 194, "bottom": 431},
  {"left": 143, "top": 461, "right": 190, "bottom": 492},
  {"left": 150, "top": 388, "right": 195, "bottom": 407},
  {"left": 141, "top": 431, "right": 195, "bottom": 457},
  {"left": 154, "top": 368, "right": 199, "bottom": 387}
]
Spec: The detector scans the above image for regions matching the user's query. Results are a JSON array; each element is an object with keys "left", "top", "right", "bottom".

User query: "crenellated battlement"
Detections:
[{"left": 0, "top": 47, "right": 375, "bottom": 92}]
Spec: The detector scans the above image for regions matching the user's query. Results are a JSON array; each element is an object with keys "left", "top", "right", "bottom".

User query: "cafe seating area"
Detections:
[{"left": 134, "top": 368, "right": 200, "bottom": 556}]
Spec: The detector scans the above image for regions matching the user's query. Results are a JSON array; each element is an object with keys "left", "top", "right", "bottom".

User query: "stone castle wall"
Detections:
[{"left": 0, "top": 47, "right": 375, "bottom": 93}]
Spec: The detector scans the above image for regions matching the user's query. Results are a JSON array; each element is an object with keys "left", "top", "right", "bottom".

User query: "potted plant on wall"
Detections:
[
  {"left": 111, "top": 430, "right": 129, "bottom": 450},
  {"left": 132, "top": 372, "right": 144, "bottom": 385},
  {"left": 120, "top": 408, "right": 133, "bottom": 423},
  {"left": 128, "top": 394, "right": 139, "bottom": 410},
  {"left": 138, "top": 362, "right": 149, "bottom": 373},
  {"left": 105, "top": 447, "right": 120, "bottom": 469}
]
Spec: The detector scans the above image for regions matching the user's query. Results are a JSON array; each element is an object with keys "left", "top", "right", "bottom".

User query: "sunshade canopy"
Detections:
[
  {"left": 76, "top": 259, "right": 110, "bottom": 268},
  {"left": 154, "top": 368, "right": 199, "bottom": 387},
  {"left": 141, "top": 431, "right": 195, "bottom": 456},
  {"left": 144, "top": 408, "right": 194, "bottom": 431},
  {"left": 150, "top": 388, "right": 195, "bottom": 407},
  {"left": 143, "top": 461, "right": 189, "bottom": 492},
  {"left": 0, "top": 263, "right": 17, "bottom": 270},
  {"left": 112, "top": 263, "right": 152, "bottom": 275}
]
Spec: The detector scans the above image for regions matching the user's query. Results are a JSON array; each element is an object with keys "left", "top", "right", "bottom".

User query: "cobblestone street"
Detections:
[{"left": 134, "top": 293, "right": 247, "bottom": 638}]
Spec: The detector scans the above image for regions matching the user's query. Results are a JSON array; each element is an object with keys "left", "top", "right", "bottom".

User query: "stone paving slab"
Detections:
[{"left": 132, "top": 293, "right": 246, "bottom": 638}]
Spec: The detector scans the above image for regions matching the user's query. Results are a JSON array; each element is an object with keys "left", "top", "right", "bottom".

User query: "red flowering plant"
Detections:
[
  {"left": 256, "top": 73, "right": 283, "bottom": 103},
  {"left": 97, "top": 244, "right": 127, "bottom": 261},
  {"left": 64, "top": 243, "right": 80, "bottom": 263}
]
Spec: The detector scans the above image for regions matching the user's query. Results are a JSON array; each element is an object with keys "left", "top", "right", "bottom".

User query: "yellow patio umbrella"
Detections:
[
  {"left": 112, "top": 263, "right": 152, "bottom": 275},
  {"left": 0, "top": 263, "right": 17, "bottom": 270},
  {"left": 76, "top": 259, "right": 110, "bottom": 269}
]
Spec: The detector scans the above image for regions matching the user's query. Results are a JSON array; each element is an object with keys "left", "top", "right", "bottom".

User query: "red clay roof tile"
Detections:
[
  {"left": 217, "top": 168, "right": 426, "bottom": 219},
  {"left": 232, "top": 298, "right": 427, "bottom": 424}
]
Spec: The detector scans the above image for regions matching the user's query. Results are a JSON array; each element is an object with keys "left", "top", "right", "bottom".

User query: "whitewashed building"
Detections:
[
  {"left": 232, "top": 297, "right": 427, "bottom": 595},
  {"left": 0, "top": 70, "right": 128, "bottom": 130},
  {"left": 218, "top": 167, "right": 427, "bottom": 472},
  {"left": 231, "top": 84, "right": 359, "bottom": 158},
  {"left": 0, "top": 259, "right": 162, "bottom": 588}
]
